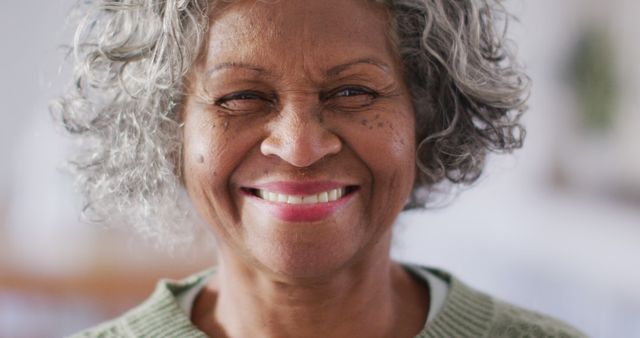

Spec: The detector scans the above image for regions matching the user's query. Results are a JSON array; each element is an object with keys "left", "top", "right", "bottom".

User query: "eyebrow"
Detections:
[
  {"left": 206, "top": 62, "right": 269, "bottom": 77},
  {"left": 205, "top": 57, "right": 392, "bottom": 78},
  {"left": 325, "top": 58, "right": 391, "bottom": 77}
]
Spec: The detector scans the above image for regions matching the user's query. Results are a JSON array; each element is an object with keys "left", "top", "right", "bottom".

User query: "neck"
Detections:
[{"left": 192, "top": 234, "right": 429, "bottom": 338}]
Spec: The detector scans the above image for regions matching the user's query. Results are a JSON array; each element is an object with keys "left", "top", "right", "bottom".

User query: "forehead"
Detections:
[{"left": 204, "top": 0, "right": 396, "bottom": 74}]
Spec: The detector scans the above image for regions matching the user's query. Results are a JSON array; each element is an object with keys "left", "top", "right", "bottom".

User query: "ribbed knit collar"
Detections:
[
  {"left": 122, "top": 266, "right": 495, "bottom": 337},
  {"left": 414, "top": 268, "right": 495, "bottom": 337},
  {"left": 123, "top": 270, "right": 211, "bottom": 337}
]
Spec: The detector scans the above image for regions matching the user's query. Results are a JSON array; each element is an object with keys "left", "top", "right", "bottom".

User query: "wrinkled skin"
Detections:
[{"left": 181, "top": 0, "right": 428, "bottom": 337}]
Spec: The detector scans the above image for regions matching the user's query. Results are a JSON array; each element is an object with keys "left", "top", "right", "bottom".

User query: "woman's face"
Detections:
[{"left": 182, "top": 0, "right": 416, "bottom": 278}]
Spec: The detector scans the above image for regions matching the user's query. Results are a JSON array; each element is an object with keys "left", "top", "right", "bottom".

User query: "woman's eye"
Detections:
[
  {"left": 325, "top": 86, "right": 378, "bottom": 110},
  {"left": 215, "top": 91, "right": 272, "bottom": 114},
  {"left": 336, "top": 87, "right": 370, "bottom": 97}
]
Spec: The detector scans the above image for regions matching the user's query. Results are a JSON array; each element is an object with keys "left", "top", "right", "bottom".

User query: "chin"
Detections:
[{"left": 246, "top": 236, "right": 366, "bottom": 281}]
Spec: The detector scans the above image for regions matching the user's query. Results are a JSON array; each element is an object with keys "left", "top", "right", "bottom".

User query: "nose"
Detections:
[{"left": 260, "top": 103, "right": 342, "bottom": 167}]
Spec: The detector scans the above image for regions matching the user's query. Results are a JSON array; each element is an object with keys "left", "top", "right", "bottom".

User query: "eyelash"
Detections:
[
  {"left": 215, "top": 91, "right": 274, "bottom": 107},
  {"left": 213, "top": 85, "right": 379, "bottom": 114},
  {"left": 321, "top": 86, "right": 378, "bottom": 101}
]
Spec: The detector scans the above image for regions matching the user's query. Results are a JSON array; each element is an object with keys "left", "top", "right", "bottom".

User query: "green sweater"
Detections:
[{"left": 69, "top": 266, "right": 587, "bottom": 337}]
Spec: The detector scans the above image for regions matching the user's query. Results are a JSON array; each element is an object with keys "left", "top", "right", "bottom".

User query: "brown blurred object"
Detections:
[{"left": 0, "top": 223, "right": 216, "bottom": 337}]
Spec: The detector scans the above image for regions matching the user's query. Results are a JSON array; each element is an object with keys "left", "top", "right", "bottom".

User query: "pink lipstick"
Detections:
[{"left": 242, "top": 181, "right": 358, "bottom": 222}]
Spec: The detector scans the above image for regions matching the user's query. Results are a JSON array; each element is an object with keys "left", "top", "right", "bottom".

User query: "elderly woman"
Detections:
[{"left": 59, "top": 0, "right": 585, "bottom": 337}]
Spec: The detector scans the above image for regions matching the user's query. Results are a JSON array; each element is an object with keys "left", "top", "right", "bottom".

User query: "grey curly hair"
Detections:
[{"left": 53, "top": 0, "right": 529, "bottom": 246}]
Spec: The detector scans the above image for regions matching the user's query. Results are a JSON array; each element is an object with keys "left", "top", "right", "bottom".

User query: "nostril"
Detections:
[{"left": 260, "top": 118, "right": 342, "bottom": 167}]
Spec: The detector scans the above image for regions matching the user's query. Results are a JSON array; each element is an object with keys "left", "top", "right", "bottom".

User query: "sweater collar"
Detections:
[
  {"left": 123, "top": 266, "right": 494, "bottom": 338},
  {"left": 124, "top": 270, "right": 212, "bottom": 337},
  {"left": 416, "top": 268, "right": 494, "bottom": 337}
]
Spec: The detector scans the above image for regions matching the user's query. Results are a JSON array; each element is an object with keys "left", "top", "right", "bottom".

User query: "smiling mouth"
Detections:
[{"left": 243, "top": 186, "right": 359, "bottom": 205}]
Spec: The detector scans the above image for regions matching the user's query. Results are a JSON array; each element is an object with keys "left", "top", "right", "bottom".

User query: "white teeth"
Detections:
[
  {"left": 256, "top": 188, "right": 347, "bottom": 204},
  {"left": 302, "top": 194, "right": 318, "bottom": 204},
  {"left": 288, "top": 195, "right": 303, "bottom": 204},
  {"left": 318, "top": 192, "right": 329, "bottom": 203},
  {"left": 328, "top": 189, "right": 338, "bottom": 201}
]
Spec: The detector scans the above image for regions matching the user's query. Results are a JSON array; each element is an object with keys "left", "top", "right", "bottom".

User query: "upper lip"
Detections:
[{"left": 246, "top": 181, "right": 357, "bottom": 195}]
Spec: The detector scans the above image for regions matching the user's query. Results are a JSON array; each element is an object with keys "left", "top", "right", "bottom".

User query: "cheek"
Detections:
[
  {"left": 184, "top": 119, "right": 221, "bottom": 181},
  {"left": 379, "top": 113, "right": 415, "bottom": 162},
  {"left": 182, "top": 107, "right": 239, "bottom": 178},
  {"left": 343, "top": 108, "right": 416, "bottom": 227},
  {"left": 377, "top": 115, "right": 416, "bottom": 199},
  {"left": 182, "top": 105, "right": 233, "bottom": 196},
  {"left": 182, "top": 113, "right": 248, "bottom": 230},
  {"left": 350, "top": 109, "right": 416, "bottom": 177},
  {"left": 182, "top": 111, "right": 265, "bottom": 201}
]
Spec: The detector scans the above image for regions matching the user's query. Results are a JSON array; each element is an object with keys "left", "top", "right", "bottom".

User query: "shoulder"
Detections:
[
  {"left": 406, "top": 265, "right": 587, "bottom": 338},
  {"left": 67, "top": 319, "right": 129, "bottom": 338},
  {"left": 488, "top": 298, "right": 588, "bottom": 338},
  {"left": 67, "top": 269, "right": 214, "bottom": 338}
]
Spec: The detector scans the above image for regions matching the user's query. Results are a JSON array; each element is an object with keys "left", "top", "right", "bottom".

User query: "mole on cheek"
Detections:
[
  {"left": 392, "top": 128, "right": 407, "bottom": 147},
  {"left": 197, "top": 154, "right": 205, "bottom": 163}
]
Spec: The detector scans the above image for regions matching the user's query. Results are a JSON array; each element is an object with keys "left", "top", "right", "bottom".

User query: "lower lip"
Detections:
[{"left": 244, "top": 190, "right": 356, "bottom": 223}]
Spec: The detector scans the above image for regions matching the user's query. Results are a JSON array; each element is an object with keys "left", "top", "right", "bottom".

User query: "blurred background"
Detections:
[{"left": 1, "top": 0, "right": 639, "bottom": 337}]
